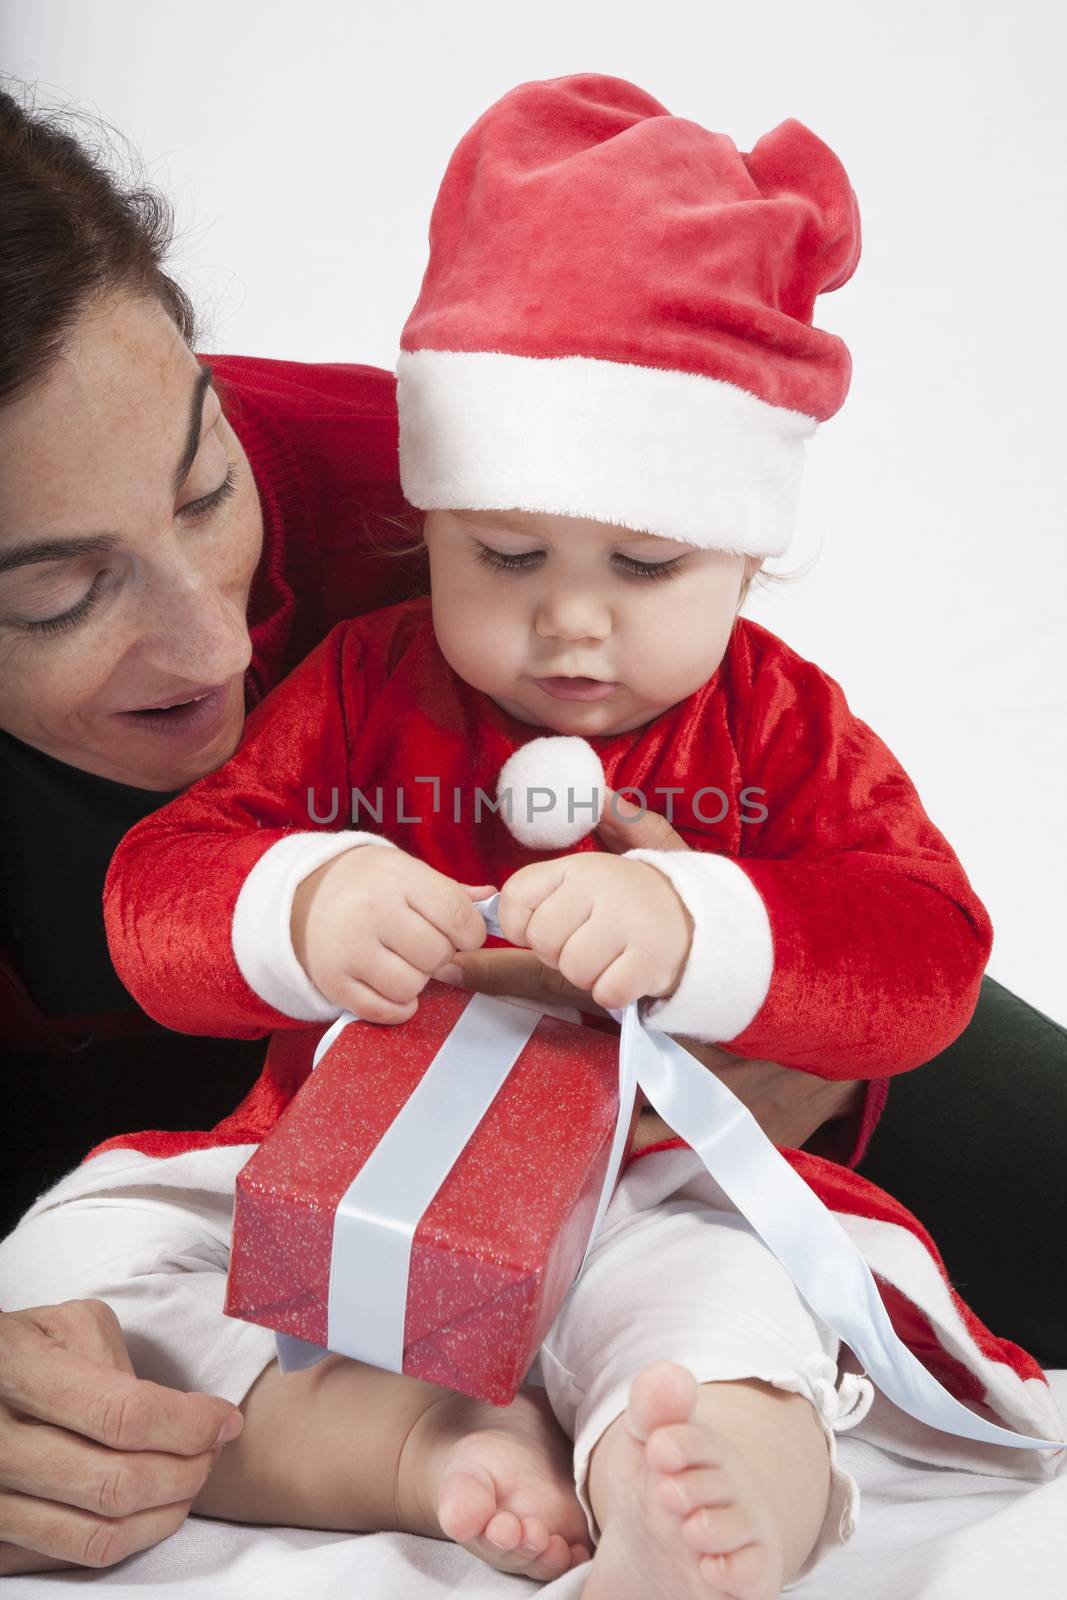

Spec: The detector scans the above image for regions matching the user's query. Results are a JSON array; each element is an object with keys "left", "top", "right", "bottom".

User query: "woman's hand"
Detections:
[
  {"left": 291, "top": 843, "right": 496, "bottom": 1024},
  {"left": 0, "top": 1300, "right": 242, "bottom": 1575},
  {"left": 448, "top": 791, "right": 865, "bottom": 1150},
  {"left": 628, "top": 1053, "right": 864, "bottom": 1152}
]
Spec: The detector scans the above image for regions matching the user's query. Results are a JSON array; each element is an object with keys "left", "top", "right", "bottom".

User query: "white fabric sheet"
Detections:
[{"left": 7, "top": 1372, "right": 1066, "bottom": 1599}]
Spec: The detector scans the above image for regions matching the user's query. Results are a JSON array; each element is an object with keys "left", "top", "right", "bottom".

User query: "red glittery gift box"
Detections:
[{"left": 225, "top": 980, "right": 631, "bottom": 1404}]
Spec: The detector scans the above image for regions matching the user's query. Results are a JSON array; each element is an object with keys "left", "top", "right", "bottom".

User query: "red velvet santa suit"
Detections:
[{"left": 96, "top": 595, "right": 1064, "bottom": 1457}]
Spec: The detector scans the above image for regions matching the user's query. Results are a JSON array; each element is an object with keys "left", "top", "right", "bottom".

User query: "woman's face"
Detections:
[{"left": 0, "top": 291, "right": 263, "bottom": 790}]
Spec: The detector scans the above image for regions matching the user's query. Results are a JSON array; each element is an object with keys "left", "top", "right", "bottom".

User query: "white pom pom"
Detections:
[{"left": 497, "top": 737, "right": 606, "bottom": 848}]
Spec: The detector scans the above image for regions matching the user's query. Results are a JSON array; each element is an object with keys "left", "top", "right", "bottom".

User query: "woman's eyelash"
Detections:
[
  {"left": 179, "top": 464, "right": 238, "bottom": 519},
  {"left": 24, "top": 575, "right": 106, "bottom": 637},
  {"left": 473, "top": 544, "right": 683, "bottom": 581},
  {"left": 25, "top": 467, "right": 239, "bottom": 638}
]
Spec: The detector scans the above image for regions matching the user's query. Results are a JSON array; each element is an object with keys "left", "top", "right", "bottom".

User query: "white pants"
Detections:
[
  {"left": 0, "top": 1145, "right": 871, "bottom": 1584},
  {"left": 540, "top": 1186, "right": 872, "bottom": 1582}
]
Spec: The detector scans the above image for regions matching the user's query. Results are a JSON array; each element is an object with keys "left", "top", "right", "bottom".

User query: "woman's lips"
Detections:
[
  {"left": 117, "top": 681, "right": 234, "bottom": 739},
  {"left": 531, "top": 676, "right": 619, "bottom": 703}
]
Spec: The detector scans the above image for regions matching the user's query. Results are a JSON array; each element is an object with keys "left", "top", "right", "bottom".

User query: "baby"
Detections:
[{"left": 4, "top": 73, "right": 1049, "bottom": 1599}]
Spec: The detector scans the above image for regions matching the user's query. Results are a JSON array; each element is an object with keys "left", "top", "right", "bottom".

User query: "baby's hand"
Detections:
[
  {"left": 291, "top": 845, "right": 496, "bottom": 1023},
  {"left": 497, "top": 854, "right": 693, "bottom": 1011}
]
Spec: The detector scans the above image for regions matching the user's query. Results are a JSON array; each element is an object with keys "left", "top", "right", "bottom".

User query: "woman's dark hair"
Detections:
[{"left": 0, "top": 83, "right": 196, "bottom": 406}]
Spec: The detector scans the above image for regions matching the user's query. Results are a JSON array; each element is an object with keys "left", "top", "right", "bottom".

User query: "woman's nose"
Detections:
[{"left": 137, "top": 565, "right": 252, "bottom": 683}]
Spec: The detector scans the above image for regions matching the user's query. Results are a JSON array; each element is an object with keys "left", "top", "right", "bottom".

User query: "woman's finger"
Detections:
[
  {"left": 596, "top": 789, "right": 692, "bottom": 855},
  {"left": 1, "top": 1416, "right": 219, "bottom": 1517},
  {"left": 675, "top": 1047, "right": 864, "bottom": 1147},
  {"left": 0, "top": 1325, "right": 239, "bottom": 1457},
  {"left": 450, "top": 947, "right": 611, "bottom": 1017},
  {"left": 0, "top": 1544, "right": 78, "bottom": 1576},
  {"left": 15, "top": 1299, "right": 136, "bottom": 1377},
  {"left": 0, "top": 1488, "right": 196, "bottom": 1571}
]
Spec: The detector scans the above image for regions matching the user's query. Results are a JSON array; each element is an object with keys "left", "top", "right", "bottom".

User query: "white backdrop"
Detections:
[{"left": 5, "top": 0, "right": 1066, "bottom": 1019}]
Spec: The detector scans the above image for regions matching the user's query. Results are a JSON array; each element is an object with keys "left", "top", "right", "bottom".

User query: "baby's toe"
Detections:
[
  {"left": 681, "top": 1502, "right": 757, "bottom": 1557},
  {"left": 700, "top": 1540, "right": 781, "bottom": 1600},
  {"left": 655, "top": 1464, "right": 731, "bottom": 1518},
  {"left": 646, "top": 1421, "right": 726, "bottom": 1475},
  {"left": 524, "top": 1531, "right": 576, "bottom": 1580},
  {"left": 471, "top": 1519, "right": 580, "bottom": 1581},
  {"left": 517, "top": 1515, "right": 552, "bottom": 1559},
  {"left": 481, "top": 1514, "right": 551, "bottom": 1573},
  {"left": 483, "top": 1508, "right": 524, "bottom": 1552},
  {"left": 627, "top": 1362, "right": 698, "bottom": 1443},
  {"left": 437, "top": 1465, "right": 497, "bottom": 1544}
]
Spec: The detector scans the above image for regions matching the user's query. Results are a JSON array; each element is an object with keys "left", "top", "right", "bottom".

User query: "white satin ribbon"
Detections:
[
  {"left": 602, "top": 998, "right": 1062, "bottom": 1451},
  {"left": 276, "top": 893, "right": 1063, "bottom": 1451},
  {"left": 324, "top": 991, "right": 539, "bottom": 1370}
]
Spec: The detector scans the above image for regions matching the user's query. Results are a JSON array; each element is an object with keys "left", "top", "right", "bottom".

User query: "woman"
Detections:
[{"left": 0, "top": 86, "right": 1063, "bottom": 1575}]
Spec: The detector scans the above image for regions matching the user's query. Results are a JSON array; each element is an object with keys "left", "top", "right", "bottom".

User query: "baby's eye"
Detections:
[
  {"left": 613, "top": 554, "right": 685, "bottom": 581},
  {"left": 474, "top": 544, "right": 542, "bottom": 572}
]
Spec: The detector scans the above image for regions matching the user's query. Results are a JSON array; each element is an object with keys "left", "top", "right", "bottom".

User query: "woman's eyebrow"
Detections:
[
  {"left": 0, "top": 367, "right": 218, "bottom": 577},
  {"left": 173, "top": 364, "right": 216, "bottom": 495},
  {"left": 0, "top": 533, "right": 121, "bottom": 577}
]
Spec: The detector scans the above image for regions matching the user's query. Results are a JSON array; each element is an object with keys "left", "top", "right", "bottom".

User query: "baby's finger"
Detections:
[
  {"left": 406, "top": 875, "right": 492, "bottom": 954},
  {"left": 382, "top": 914, "right": 460, "bottom": 979},
  {"left": 331, "top": 975, "right": 418, "bottom": 1026},
  {"left": 523, "top": 879, "right": 595, "bottom": 966},
  {"left": 496, "top": 862, "right": 567, "bottom": 947},
  {"left": 589, "top": 947, "right": 652, "bottom": 1011},
  {"left": 556, "top": 919, "right": 628, "bottom": 996},
  {"left": 341, "top": 944, "right": 430, "bottom": 1006}
]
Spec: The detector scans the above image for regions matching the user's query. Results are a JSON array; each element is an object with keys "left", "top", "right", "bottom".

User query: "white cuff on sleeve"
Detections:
[
  {"left": 232, "top": 832, "right": 398, "bottom": 1022},
  {"left": 624, "top": 848, "right": 774, "bottom": 1042}
]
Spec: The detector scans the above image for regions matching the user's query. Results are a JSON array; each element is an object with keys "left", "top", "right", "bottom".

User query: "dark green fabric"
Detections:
[
  {"left": 0, "top": 1032, "right": 266, "bottom": 1239},
  {"left": 856, "top": 975, "right": 1067, "bottom": 1368},
  {"left": 0, "top": 729, "right": 181, "bottom": 1017}
]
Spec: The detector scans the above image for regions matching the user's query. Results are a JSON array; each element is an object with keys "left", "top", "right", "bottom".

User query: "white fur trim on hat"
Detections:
[{"left": 397, "top": 348, "right": 818, "bottom": 558}]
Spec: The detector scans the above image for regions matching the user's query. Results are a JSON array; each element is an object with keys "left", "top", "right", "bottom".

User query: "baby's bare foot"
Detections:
[
  {"left": 397, "top": 1386, "right": 591, "bottom": 1581},
  {"left": 583, "top": 1363, "right": 786, "bottom": 1600}
]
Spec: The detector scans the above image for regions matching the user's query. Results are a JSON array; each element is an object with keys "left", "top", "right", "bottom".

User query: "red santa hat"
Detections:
[{"left": 397, "top": 73, "right": 862, "bottom": 559}]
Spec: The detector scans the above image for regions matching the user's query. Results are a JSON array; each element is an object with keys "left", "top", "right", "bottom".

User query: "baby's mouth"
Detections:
[{"left": 530, "top": 676, "right": 619, "bottom": 703}]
